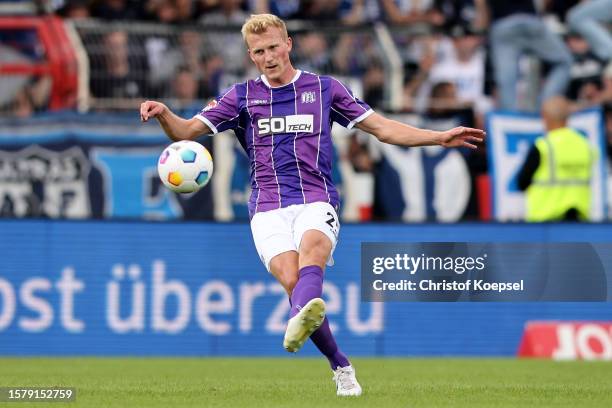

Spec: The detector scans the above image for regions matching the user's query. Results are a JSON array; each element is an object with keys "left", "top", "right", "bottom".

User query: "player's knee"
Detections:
[
  {"left": 299, "top": 231, "right": 332, "bottom": 267},
  {"left": 275, "top": 271, "right": 298, "bottom": 295},
  {"left": 270, "top": 255, "right": 299, "bottom": 294},
  {"left": 283, "top": 273, "right": 299, "bottom": 293}
]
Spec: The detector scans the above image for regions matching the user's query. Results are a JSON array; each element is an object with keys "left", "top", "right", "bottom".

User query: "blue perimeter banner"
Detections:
[{"left": 1, "top": 220, "right": 612, "bottom": 356}]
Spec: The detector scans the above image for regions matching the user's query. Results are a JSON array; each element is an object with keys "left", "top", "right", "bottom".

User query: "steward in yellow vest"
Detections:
[{"left": 517, "top": 96, "right": 595, "bottom": 221}]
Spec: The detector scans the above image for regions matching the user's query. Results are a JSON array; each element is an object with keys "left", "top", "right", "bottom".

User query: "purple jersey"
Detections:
[{"left": 196, "top": 70, "right": 373, "bottom": 218}]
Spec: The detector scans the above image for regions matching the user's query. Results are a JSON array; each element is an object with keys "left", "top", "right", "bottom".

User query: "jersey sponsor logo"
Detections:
[
  {"left": 203, "top": 99, "right": 218, "bottom": 111},
  {"left": 301, "top": 91, "right": 316, "bottom": 104},
  {"left": 248, "top": 99, "right": 269, "bottom": 106},
  {"left": 257, "top": 114, "right": 314, "bottom": 135}
]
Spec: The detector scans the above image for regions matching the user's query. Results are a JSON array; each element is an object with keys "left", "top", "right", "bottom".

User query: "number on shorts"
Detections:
[{"left": 326, "top": 211, "right": 338, "bottom": 237}]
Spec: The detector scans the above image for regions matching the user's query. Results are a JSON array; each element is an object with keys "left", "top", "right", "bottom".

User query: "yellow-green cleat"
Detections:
[{"left": 283, "top": 297, "right": 326, "bottom": 353}]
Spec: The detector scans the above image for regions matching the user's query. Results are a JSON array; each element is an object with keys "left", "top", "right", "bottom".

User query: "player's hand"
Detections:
[
  {"left": 438, "top": 127, "right": 486, "bottom": 149},
  {"left": 140, "top": 100, "right": 167, "bottom": 122}
]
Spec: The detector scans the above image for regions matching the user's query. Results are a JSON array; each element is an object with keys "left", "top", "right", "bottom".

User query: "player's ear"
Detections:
[{"left": 286, "top": 36, "right": 292, "bottom": 52}]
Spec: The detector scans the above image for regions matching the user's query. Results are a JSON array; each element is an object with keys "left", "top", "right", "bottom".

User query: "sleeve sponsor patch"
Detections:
[{"left": 203, "top": 99, "right": 218, "bottom": 112}]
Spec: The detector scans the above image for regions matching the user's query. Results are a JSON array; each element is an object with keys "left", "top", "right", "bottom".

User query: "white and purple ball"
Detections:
[{"left": 157, "top": 140, "right": 213, "bottom": 193}]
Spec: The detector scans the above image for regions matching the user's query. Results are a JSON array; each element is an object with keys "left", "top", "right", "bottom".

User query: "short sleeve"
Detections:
[
  {"left": 329, "top": 78, "right": 374, "bottom": 129},
  {"left": 195, "top": 85, "right": 240, "bottom": 134}
]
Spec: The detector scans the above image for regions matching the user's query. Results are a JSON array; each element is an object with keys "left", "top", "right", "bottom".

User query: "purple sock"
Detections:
[
  {"left": 310, "top": 318, "right": 351, "bottom": 370},
  {"left": 289, "top": 265, "right": 324, "bottom": 318},
  {"left": 288, "top": 265, "right": 350, "bottom": 370}
]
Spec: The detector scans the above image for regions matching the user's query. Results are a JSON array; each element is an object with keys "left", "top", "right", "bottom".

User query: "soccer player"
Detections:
[{"left": 140, "top": 14, "right": 485, "bottom": 396}]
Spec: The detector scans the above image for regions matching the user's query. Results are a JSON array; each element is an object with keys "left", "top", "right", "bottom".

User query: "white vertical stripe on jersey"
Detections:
[
  {"left": 270, "top": 87, "right": 281, "bottom": 209},
  {"left": 292, "top": 82, "right": 306, "bottom": 204},
  {"left": 316, "top": 76, "right": 330, "bottom": 203},
  {"left": 245, "top": 82, "right": 260, "bottom": 213},
  {"left": 332, "top": 77, "right": 368, "bottom": 113}
]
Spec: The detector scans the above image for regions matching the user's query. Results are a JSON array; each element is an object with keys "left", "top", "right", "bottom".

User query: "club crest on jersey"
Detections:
[
  {"left": 301, "top": 91, "right": 316, "bottom": 104},
  {"left": 203, "top": 99, "right": 218, "bottom": 111},
  {"left": 257, "top": 114, "right": 314, "bottom": 135}
]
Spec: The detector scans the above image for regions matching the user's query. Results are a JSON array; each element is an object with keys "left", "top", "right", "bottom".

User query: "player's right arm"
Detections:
[{"left": 140, "top": 100, "right": 210, "bottom": 141}]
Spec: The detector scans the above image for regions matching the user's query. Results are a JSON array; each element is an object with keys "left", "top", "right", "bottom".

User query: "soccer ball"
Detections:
[{"left": 157, "top": 140, "right": 213, "bottom": 193}]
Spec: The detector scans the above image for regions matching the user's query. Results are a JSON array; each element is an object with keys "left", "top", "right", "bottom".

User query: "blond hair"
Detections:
[{"left": 241, "top": 14, "right": 288, "bottom": 44}]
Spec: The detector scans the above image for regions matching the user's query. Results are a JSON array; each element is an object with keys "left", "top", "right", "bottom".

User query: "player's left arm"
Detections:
[{"left": 356, "top": 112, "right": 485, "bottom": 149}]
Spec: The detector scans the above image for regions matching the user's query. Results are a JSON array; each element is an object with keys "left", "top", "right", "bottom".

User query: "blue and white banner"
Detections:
[
  {"left": 487, "top": 109, "right": 607, "bottom": 221},
  {"left": 352, "top": 111, "right": 478, "bottom": 222},
  {"left": 0, "top": 114, "right": 214, "bottom": 220},
  {"left": 1, "top": 221, "right": 612, "bottom": 356}
]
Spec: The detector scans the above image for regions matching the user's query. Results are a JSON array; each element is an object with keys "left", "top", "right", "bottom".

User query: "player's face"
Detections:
[{"left": 247, "top": 27, "right": 294, "bottom": 87}]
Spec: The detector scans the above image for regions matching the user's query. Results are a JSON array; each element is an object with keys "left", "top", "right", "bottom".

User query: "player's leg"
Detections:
[
  {"left": 281, "top": 230, "right": 327, "bottom": 353},
  {"left": 269, "top": 250, "right": 299, "bottom": 295},
  {"left": 250, "top": 207, "right": 326, "bottom": 353},
  {"left": 293, "top": 203, "right": 362, "bottom": 396},
  {"left": 250, "top": 206, "right": 300, "bottom": 293}
]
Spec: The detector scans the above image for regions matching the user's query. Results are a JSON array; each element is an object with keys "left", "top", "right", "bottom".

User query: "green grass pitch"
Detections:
[{"left": 1, "top": 358, "right": 611, "bottom": 407}]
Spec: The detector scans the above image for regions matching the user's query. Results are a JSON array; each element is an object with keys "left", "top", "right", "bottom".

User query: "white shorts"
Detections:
[{"left": 250, "top": 202, "right": 340, "bottom": 272}]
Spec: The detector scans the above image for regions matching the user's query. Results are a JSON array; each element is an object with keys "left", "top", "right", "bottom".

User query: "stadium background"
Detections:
[{"left": 0, "top": 0, "right": 612, "bottom": 361}]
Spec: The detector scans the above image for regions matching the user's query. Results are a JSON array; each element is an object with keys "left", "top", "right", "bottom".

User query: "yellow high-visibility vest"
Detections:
[{"left": 526, "top": 127, "right": 594, "bottom": 222}]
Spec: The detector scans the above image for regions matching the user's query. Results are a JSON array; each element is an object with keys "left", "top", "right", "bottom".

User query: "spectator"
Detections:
[
  {"left": 293, "top": 32, "right": 332, "bottom": 74},
  {"left": 199, "top": 53, "right": 225, "bottom": 98},
  {"left": 175, "top": 0, "right": 196, "bottom": 22},
  {"left": 146, "top": 0, "right": 178, "bottom": 23},
  {"left": 429, "top": 0, "right": 476, "bottom": 29},
  {"left": 575, "top": 77, "right": 604, "bottom": 108},
  {"left": 1, "top": 76, "right": 51, "bottom": 118},
  {"left": 91, "top": 0, "right": 144, "bottom": 20},
  {"left": 517, "top": 96, "right": 595, "bottom": 221},
  {"left": 12, "top": 88, "right": 35, "bottom": 118},
  {"left": 567, "top": 0, "right": 612, "bottom": 62},
  {"left": 423, "top": 81, "right": 476, "bottom": 131},
  {"left": 331, "top": 33, "right": 380, "bottom": 77},
  {"left": 362, "top": 59, "right": 385, "bottom": 108},
  {"left": 90, "top": 30, "right": 146, "bottom": 101},
  {"left": 475, "top": 0, "right": 573, "bottom": 111},
  {"left": 58, "top": 0, "right": 91, "bottom": 19},
  {"left": 428, "top": 81, "right": 461, "bottom": 114},
  {"left": 168, "top": 67, "right": 203, "bottom": 115},
  {"left": 544, "top": 0, "right": 580, "bottom": 24},
  {"left": 194, "top": 0, "right": 220, "bottom": 17},
  {"left": 199, "top": 0, "right": 249, "bottom": 75},
  {"left": 379, "top": 0, "right": 434, "bottom": 25},
  {"left": 295, "top": 0, "right": 341, "bottom": 21},
  {"left": 339, "top": 0, "right": 382, "bottom": 25},
  {"left": 199, "top": 0, "right": 248, "bottom": 24},
  {"left": 565, "top": 31, "right": 605, "bottom": 102},
  {"left": 251, "top": 0, "right": 299, "bottom": 19},
  {"left": 408, "top": 25, "right": 490, "bottom": 126},
  {"left": 602, "top": 63, "right": 612, "bottom": 104},
  {"left": 146, "top": 29, "right": 206, "bottom": 97}
]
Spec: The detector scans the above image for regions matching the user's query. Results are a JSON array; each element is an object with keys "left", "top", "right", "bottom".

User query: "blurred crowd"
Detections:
[{"left": 0, "top": 1, "right": 609, "bottom": 118}]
